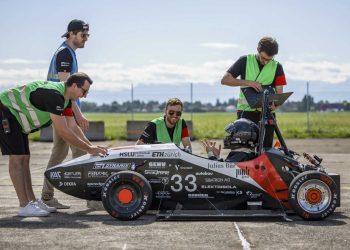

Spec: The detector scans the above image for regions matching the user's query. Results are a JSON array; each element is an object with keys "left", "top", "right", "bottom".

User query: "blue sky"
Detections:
[{"left": 1, "top": 0, "right": 350, "bottom": 104}]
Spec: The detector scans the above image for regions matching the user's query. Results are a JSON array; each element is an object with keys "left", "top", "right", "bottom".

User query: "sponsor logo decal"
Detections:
[
  {"left": 87, "top": 182, "right": 105, "bottom": 187},
  {"left": 93, "top": 162, "right": 131, "bottom": 170},
  {"left": 59, "top": 181, "right": 76, "bottom": 187},
  {"left": 195, "top": 171, "right": 213, "bottom": 176},
  {"left": 155, "top": 190, "right": 171, "bottom": 198},
  {"left": 148, "top": 162, "right": 166, "bottom": 168},
  {"left": 119, "top": 152, "right": 135, "bottom": 157},
  {"left": 204, "top": 177, "right": 231, "bottom": 183},
  {"left": 188, "top": 193, "right": 213, "bottom": 199},
  {"left": 64, "top": 171, "right": 81, "bottom": 179},
  {"left": 236, "top": 167, "right": 249, "bottom": 177},
  {"left": 152, "top": 151, "right": 181, "bottom": 158},
  {"left": 50, "top": 171, "right": 61, "bottom": 179},
  {"left": 144, "top": 170, "right": 170, "bottom": 176},
  {"left": 201, "top": 184, "right": 237, "bottom": 189},
  {"left": 87, "top": 171, "right": 109, "bottom": 178}
]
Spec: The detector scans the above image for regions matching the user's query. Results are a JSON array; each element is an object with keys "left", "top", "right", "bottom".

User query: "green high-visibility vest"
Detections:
[
  {"left": 151, "top": 116, "right": 182, "bottom": 146},
  {"left": 237, "top": 54, "right": 278, "bottom": 111},
  {"left": 0, "top": 81, "right": 69, "bottom": 134}
]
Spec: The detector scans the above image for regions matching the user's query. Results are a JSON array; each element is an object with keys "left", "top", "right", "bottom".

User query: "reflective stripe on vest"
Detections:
[
  {"left": 0, "top": 81, "right": 68, "bottom": 134},
  {"left": 237, "top": 54, "right": 278, "bottom": 111},
  {"left": 152, "top": 116, "right": 182, "bottom": 146}
]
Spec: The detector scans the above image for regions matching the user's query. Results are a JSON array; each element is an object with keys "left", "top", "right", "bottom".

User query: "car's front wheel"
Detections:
[
  {"left": 288, "top": 171, "right": 338, "bottom": 220},
  {"left": 101, "top": 171, "right": 152, "bottom": 220}
]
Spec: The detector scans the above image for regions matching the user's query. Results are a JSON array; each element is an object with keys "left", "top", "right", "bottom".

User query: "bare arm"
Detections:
[
  {"left": 221, "top": 72, "right": 263, "bottom": 92},
  {"left": 50, "top": 113, "right": 107, "bottom": 155},
  {"left": 65, "top": 116, "right": 91, "bottom": 145},
  {"left": 72, "top": 101, "right": 89, "bottom": 131}
]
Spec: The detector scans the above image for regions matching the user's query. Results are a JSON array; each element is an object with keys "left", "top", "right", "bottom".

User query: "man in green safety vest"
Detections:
[
  {"left": 0, "top": 72, "right": 108, "bottom": 217},
  {"left": 221, "top": 37, "right": 287, "bottom": 147},
  {"left": 136, "top": 97, "right": 192, "bottom": 152}
]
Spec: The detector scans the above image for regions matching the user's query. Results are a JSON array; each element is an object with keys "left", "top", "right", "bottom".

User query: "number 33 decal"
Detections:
[{"left": 170, "top": 174, "right": 197, "bottom": 192}]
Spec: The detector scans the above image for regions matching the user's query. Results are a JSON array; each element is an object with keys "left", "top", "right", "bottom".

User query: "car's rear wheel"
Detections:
[
  {"left": 101, "top": 171, "right": 152, "bottom": 220},
  {"left": 288, "top": 171, "right": 338, "bottom": 220}
]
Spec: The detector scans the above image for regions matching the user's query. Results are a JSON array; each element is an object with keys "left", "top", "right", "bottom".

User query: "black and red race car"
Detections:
[{"left": 45, "top": 91, "right": 340, "bottom": 221}]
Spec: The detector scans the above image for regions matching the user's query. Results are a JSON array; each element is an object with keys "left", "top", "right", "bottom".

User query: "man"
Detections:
[
  {"left": 0, "top": 72, "right": 108, "bottom": 217},
  {"left": 42, "top": 19, "right": 91, "bottom": 209},
  {"left": 136, "top": 97, "right": 192, "bottom": 151},
  {"left": 201, "top": 118, "right": 259, "bottom": 162},
  {"left": 221, "top": 36, "right": 287, "bottom": 147}
]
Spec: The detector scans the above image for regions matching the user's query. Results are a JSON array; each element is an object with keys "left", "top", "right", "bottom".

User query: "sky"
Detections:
[{"left": 1, "top": 0, "right": 350, "bottom": 104}]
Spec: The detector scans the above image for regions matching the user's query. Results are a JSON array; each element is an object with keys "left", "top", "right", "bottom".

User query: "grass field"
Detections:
[{"left": 29, "top": 111, "right": 350, "bottom": 141}]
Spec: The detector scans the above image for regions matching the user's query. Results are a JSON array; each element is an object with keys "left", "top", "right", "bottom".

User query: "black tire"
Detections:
[
  {"left": 101, "top": 171, "right": 152, "bottom": 220},
  {"left": 288, "top": 171, "right": 338, "bottom": 220}
]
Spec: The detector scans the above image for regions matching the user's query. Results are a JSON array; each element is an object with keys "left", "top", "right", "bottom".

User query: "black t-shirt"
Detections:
[
  {"left": 56, "top": 48, "right": 73, "bottom": 72},
  {"left": 139, "top": 118, "right": 188, "bottom": 144},
  {"left": 30, "top": 88, "right": 72, "bottom": 115},
  {"left": 227, "top": 55, "right": 286, "bottom": 86}
]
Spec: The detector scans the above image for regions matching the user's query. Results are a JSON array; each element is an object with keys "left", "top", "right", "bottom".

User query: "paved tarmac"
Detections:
[{"left": 0, "top": 139, "right": 349, "bottom": 250}]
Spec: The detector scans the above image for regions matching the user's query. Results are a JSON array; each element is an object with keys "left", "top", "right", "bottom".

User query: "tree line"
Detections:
[{"left": 81, "top": 95, "right": 350, "bottom": 113}]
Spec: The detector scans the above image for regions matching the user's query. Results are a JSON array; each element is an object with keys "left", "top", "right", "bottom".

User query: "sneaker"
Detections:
[
  {"left": 18, "top": 201, "right": 50, "bottom": 217},
  {"left": 43, "top": 198, "right": 70, "bottom": 209},
  {"left": 87, "top": 200, "right": 105, "bottom": 211},
  {"left": 36, "top": 199, "right": 57, "bottom": 213}
]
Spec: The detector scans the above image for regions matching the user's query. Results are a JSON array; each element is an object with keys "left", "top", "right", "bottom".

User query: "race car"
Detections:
[{"left": 45, "top": 91, "right": 340, "bottom": 221}]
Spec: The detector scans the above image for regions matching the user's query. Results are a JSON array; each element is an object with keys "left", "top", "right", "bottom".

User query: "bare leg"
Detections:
[
  {"left": 22, "top": 155, "right": 36, "bottom": 201},
  {"left": 9, "top": 155, "right": 31, "bottom": 207}
]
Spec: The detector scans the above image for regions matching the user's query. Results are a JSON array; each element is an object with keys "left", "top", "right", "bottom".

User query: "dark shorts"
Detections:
[{"left": 0, "top": 104, "right": 30, "bottom": 155}]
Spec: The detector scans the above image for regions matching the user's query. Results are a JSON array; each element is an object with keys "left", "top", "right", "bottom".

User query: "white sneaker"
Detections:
[
  {"left": 43, "top": 198, "right": 70, "bottom": 209},
  {"left": 36, "top": 199, "right": 57, "bottom": 213},
  {"left": 18, "top": 201, "right": 50, "bottom": 217}
]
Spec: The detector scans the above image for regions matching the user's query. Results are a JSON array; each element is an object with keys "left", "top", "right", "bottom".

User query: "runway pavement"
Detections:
[{"left": 0, "top": 139, "right": 349, "bottom": 250}]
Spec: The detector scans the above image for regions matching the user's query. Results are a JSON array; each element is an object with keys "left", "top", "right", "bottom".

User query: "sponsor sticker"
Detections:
[
  {"left": 144, "top": 170, "right": 170, "bottom": 176},
  {"left": 59, "top": 181, "right": 76, "bottom": 187},
  {"left": 87, "top": 171, "right": 109, "bottom": 178},
  {"left": 93, "top": 162, "right": 131, "bottom": 170},
  {"left": 50, "top": 171, "right": 61, "bottom": 179},
  {"left": 195, "top": 171, "right": 213, "bottom": 176},
  {"left": 152, "top": 151, "right": 181, "bottom": 158},
  {"left": 64, "top": 171, "right": 82, "bottom": 179}
]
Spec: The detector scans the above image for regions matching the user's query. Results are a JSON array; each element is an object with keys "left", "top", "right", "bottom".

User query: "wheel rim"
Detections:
[
  {"left": 297, "top": 179, "right": 331, "bottom": 213},
  {"left": 109, "top": 181, "right": 142, "bottom": 214}
]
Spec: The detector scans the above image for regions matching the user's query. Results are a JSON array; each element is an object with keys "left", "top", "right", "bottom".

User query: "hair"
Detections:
[
  {"left": 258, "top": 36, "right": 279, "bottom": 56},
  {"left": 65, "top": 72, "right": 93, "bottom": 87},
  {"left": 165, "top": 97, "right": 183, "bottom": 110}
]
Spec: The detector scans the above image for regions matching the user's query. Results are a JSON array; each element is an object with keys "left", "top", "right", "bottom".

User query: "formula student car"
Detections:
[{"left": 45, "top": 91, "right": 340, "bottom": 221}]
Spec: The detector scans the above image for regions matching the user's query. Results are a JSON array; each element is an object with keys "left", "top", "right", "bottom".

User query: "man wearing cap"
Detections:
[{"left": 41, "top": 19, "right": 91, "bottom": 209}]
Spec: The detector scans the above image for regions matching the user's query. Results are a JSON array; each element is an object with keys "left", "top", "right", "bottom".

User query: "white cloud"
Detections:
[
  {"left": 200, "top": 42, "right": 241, "bottom": 49},
  {"left": 0, "top": 58, "right": 47, "bottom": 64},
  {"left": 285, "top": 61, "right": 350, "bottom": 83},
  {"left": 1, "top": 58, "right": 349, "bottom": 93}
]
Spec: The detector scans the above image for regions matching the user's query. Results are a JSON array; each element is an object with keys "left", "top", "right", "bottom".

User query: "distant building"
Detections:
[{"left": 225, "top": 105, "right": 236, "bottom": 112}]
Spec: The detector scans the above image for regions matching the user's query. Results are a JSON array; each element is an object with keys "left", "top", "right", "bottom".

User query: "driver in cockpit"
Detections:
[{"left": 201, "top": 118, "right": 259, "bottom": 162}]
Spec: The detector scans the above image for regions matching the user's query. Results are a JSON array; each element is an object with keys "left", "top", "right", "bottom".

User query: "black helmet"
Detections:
[{"left": 223, "top": 118, "right": 259, "bottom": 149}]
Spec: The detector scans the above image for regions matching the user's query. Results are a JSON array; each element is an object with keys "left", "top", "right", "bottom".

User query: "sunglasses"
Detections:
[
  {"left": 80, "top": 33, "right": 90, "bottom": 39},
  {"left": 79, "top": 86, "right": 89, "bottom": 96},
  {"left": 168, "top": 110, "right": 182, "bottom": 117}
]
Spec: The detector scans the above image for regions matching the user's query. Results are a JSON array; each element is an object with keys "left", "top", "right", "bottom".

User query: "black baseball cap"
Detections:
[{"left": 61, "top": 19, "right": 89, "bottom": 38}]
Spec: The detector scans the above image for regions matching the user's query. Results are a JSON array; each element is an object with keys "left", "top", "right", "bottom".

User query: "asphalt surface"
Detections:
[{"left": 0, "top": 139, "right": 349, "bottom": 250}]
